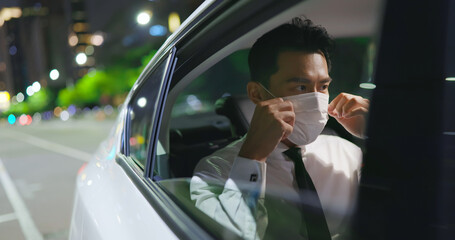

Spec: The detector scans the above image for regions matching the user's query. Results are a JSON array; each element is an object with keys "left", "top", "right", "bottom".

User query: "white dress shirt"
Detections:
[{"left": 190, "top": 134, "right": 362, "bottom": 239}]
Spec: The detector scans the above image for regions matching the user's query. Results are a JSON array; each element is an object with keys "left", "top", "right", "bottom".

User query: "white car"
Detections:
[{"left": 70, "top": 0, "right": 455, "bottom": 239}]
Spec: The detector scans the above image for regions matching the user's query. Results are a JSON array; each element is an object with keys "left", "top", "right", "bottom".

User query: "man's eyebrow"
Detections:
[
  {"left": 320, "top": 78, "right": 332, "bottom": 84},
  {"left": 285, "top": 77, "right": 332, "bottom": 83}
]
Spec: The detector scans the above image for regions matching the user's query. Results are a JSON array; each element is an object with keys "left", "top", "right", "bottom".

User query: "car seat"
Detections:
[{"left": 215, "top": 95, "right": 254, "bottom": 137}]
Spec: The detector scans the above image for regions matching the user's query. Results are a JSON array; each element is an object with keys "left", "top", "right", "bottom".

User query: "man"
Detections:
[{"left": 190, "top": 17, "right": 369, "bottom": 239}]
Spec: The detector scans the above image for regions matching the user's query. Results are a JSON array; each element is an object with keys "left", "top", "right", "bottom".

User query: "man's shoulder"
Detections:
[{"left": 192, "top": 137, "right": 245, "bottom": 178}]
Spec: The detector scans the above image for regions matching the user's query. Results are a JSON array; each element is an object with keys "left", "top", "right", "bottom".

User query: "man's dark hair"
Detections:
[{"left": 248, "top": 17, "right": 334, "bottom": 87}]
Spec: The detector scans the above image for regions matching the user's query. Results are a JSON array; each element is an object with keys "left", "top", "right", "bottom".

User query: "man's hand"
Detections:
[
  {"left": 238, "top": 98, "right": 295, "bottom": 162},
  {"left": 328, "top": 93, "right": 370, "bottom": 138}
]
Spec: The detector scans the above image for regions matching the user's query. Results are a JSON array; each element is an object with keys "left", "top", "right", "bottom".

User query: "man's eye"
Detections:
[
  {"left": 321, "top": 85, "right": 329, "bottom": 90},
  {"left": 297, "top": 85, "right": 306, "bottom": 91}
]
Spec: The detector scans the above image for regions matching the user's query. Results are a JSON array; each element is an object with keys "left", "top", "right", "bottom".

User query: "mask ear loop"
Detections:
[{"left": 258, "top": 82, "right": 277, "bottom": 99}]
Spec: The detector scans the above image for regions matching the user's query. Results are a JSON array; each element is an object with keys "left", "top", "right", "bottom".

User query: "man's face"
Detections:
[{"left": 263, "top": 51, "right": 331, "bottom": 99}]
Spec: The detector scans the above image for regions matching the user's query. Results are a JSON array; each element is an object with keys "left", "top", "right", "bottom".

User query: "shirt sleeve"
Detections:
[
  {"left": 227, "top": 156, "right": 267, "bottom": 199},
  {"left": 190, "top": 156, "right": 268, "bottom": 239}
]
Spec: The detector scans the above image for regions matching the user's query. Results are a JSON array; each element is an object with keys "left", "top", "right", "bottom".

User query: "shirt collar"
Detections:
[{"left": 276, "top": 141, "right": 306, "bottom": 153}]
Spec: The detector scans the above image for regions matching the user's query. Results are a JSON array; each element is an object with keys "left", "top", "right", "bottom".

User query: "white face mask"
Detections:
[{"left": 260, "top": 84, "right": 329, "bottom": 145}]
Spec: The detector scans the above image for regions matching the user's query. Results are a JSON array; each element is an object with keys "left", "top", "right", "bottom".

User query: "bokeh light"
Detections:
[
  {"left": 27, "top": 115, "right": 33, "bottom": 125},
  {"left": 54, "top": 107, "right": 63, "bottom": 117},
  {"left": 85, "top": 45, "right": 95, "bottom": 55},
  {"left": 91, "top": 33, "right": 104, "bottom": 46},
  {"left": 32, "top": 81, "right": 41, "bottom": 92},
  {"left": 0, "top": 62, "right": 6, "bottom": 71},
  {"left": 42, "top": 111, "right": 53, "bottom": 120},
  {"left": 137, "top": 97, "right": 147, "bottom": 108},
  {"left": 26, "top": 86, "right": 35, "bottom": 96},
  {"left": 16, "top": 92, "right": 24, "bottom": 102},
  {"left": 9, "top": 46, "right": 17, "bottom": 55},
  {"left": 149, "top": 25, "right": 167, "bottom": 36},
  {"left": 7, "top": 114, "right": 16, "bottom": 125},
  {"left": 33, "top": 112, "right": 42, "bottom": 123},
  {"left": 68, "top": 33, "right": 78, "bottom": 46},
  {"left": 137, "top": 12, "right": 151, "bottom": 25},
  {"left": 18, "top": 114, "right": 32, "bottom": 126},
  {"left": 60, "top": 110, "right": 70, "bottom": 121},
  {"left": 104, "top": 105, "right": 114, "bottom": 115},
  {"left": 75, "top": 53, "right": 87, "bottom": 65},
  {"left": 359, "top": 83, "right": 376, "bottom": 89},
  {"left": 68, "top": 105, "right": 77, "bottom": 116},
  {"left": 0, "top": 91, "right": 10, "bottom": 103},
  {"left": 0, "top": 91, "right": 11, "bottom": 111},
  {"left": 19, "top": 114, "right": 27, "bottom": 125},
  {"left": 49, "top": 69, "right": 59, "bottom": 80},
  {"left": 168, "top": 12, "right": 181, "bottom": 33}
]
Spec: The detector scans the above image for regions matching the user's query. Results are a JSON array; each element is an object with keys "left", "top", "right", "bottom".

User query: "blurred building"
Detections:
[
  {"left": 0, "top": 0, "right": 202, "bottom": 102},
  {"left": 0, "top": 0, "right": 70, "bottom": 99}
]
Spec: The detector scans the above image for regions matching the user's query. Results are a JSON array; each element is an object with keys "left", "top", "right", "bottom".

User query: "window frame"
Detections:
[{"left": 122, "top": 47, "right": 177, "bottom": 174}]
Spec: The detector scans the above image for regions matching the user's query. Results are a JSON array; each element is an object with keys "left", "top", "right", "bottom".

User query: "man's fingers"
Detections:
[
  {"left": 274, "top": 111, "right": 295, "bottom": 126},
  {"left": 279, "top": 119, "right": 294, "bottom": 139},
  {"left": 329, "top": 93, "right": 370, "bottom": 118},
  {"left": 261, "top": 99, "right": 294, "bottom": 113},
  {"left": 343, "top": 107, "right": 368, "bottom": 118},
  {"left": 328, "top": 93, "right": 343, "bottom": 110},
  {"left": 258, "top": 97, "right": 284, "bottom": 106},
  {"left": 328, "top": 95, "right": 347, "bottom": 117},
  {"left": 341, "top": 98, "right": 358, "bottom": 117}
]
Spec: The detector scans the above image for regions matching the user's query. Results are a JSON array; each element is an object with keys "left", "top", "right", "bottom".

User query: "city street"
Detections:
[{"left": 0, "top": 116, "right": 115, "bottom": 240}]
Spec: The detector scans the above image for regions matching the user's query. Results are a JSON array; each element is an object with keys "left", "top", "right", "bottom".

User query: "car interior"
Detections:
[{"left": 157, "top": 0, "right": 382, "bottom": 179}]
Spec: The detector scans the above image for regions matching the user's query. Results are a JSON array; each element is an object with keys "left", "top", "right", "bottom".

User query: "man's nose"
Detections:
[{"left": 308, "top": 87, "right": 317, "bottom": 93}]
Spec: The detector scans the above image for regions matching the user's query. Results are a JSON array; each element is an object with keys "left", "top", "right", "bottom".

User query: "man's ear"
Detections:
[{"left": 247, "top": 81, "right": 264, "bottom": 104}]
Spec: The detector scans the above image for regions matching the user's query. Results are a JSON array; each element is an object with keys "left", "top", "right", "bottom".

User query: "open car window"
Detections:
[{"left": 151, "top": 35, "right": 378, "bottom": 240}]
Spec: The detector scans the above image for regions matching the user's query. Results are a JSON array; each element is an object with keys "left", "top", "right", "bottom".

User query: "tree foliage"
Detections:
[
  {"left": 57, "top": 49, "right": 157, "bottom": 107},
  {"left": 2, "top": 88, "right": 53, "bottom": 116}
]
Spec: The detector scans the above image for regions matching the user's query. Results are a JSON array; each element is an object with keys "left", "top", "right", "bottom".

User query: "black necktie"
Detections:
[{"left": 283, "top": 147, "right": 331, "bottom": 240}]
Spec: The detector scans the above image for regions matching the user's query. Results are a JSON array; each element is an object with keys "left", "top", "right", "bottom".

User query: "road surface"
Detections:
[{"left": 0, "top": 116, "right": 116, "bottom": 240}]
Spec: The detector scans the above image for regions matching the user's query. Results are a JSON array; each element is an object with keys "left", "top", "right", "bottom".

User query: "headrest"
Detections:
[{"left": 215, "top": 95, "right": 255, "bottom": 137}]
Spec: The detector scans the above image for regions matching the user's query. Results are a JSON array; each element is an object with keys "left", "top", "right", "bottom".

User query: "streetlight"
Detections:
[
  {"left": 75, "top": 53, "right": 87, "bottom": 65},
  {"left": 50, "top": 69, "right": 60, "bottom": 80},
  {"left": 137, "top": 11, "right": 152, "bottom": 25}
]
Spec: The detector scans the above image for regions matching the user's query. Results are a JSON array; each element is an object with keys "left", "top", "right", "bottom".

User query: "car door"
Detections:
[{"left": 71, "top": 50, "right": 179, "bottom": 240}]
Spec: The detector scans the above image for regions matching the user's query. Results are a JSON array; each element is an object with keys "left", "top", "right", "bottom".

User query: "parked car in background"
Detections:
[{"left": 70, "top": 0, "right": 455, "bottom": 239}]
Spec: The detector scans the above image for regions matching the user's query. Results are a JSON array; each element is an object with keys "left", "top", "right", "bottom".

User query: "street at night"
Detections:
[{"left": 0, "top": 116, "right": 115, "bottom": 240}]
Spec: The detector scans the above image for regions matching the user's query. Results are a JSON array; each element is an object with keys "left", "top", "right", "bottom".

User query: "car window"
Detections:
[
  {"left": 152, "top": 50, "right": 249, "bottom": 180},
  {"left": 128, "top": 53, "right": 174, "bottom": 169},
  {"left": 171, "top": 49, "right": 249, "bottom": 118}
]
